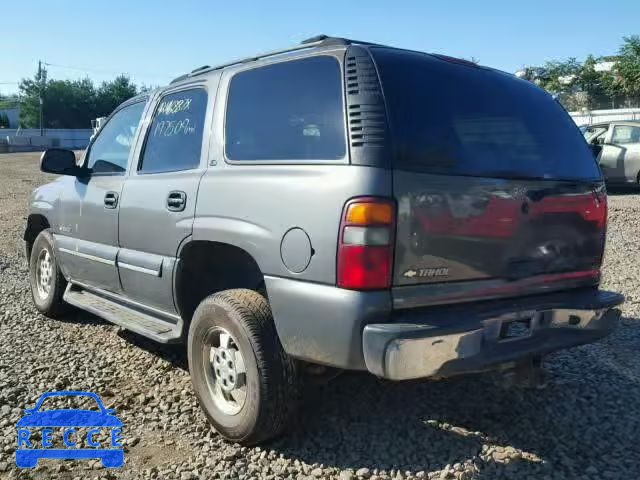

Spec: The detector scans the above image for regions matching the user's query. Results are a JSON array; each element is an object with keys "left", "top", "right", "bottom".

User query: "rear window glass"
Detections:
[
  {"left": 225, "top": 56, "right": 346, "bottom": 161},
  {"left": 372, "top": 48, "right": 600, "bottom": 180}
]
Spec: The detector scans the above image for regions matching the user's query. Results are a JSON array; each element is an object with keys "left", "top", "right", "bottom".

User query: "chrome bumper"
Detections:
[{"left": 363, "top": 289, "right": 623, "bottom": 381}]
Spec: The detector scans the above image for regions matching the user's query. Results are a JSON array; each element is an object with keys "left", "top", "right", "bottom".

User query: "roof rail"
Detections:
[
  {"left": 169, "top": 35, "right": 377, "bottom": 84},
  {"left": 301, "top": 35, "right": 382, "bottom": 47},
  {"left": 191, "top": 65, "right": 211, "bottom": 73}
]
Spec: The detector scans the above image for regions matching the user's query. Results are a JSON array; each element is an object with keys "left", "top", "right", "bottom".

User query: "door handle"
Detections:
[
  {"left": 167, "top": 191, "right": 187, "bottom": 212},
  {"left": 104, "top": 191, "right": 119, "bottom": 209}
]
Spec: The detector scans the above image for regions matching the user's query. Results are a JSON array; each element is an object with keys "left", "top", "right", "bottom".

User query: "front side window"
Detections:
[
  {"left": 225, "top": 56, "right": 346, "bottom": 161},
  {"left": 584, "top": 125, "right": 608, "bottom": 143},
  {"left": 611, "top": 125, "right": 640, "bottom": 145},
  {"left": 139, "top": 89, "right": 208, "bottom": 174},
  {"left": 86, "top": 101, "right": 145, "bottom": 174}
]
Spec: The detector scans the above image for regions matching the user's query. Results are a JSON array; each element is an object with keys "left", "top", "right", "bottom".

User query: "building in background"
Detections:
[{"left": 0, "top": 106, "right": 20, "bottom": 128}]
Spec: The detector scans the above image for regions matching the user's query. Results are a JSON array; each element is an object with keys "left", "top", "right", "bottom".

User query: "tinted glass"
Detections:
[
  {"left": 225, "top": 56, "right": 345, "bottom": 161},
  {"left": 140, "top": 89, "right": 207, "bottom": 173},
  {"left": 86, "top": 101, "right": 145, "bottom": 174},
  {"left": 372, "top": 48, "right": 601, "bottom": 180},
  {"left": 612, "top": 125, "right": 640, "bottom": 144}
]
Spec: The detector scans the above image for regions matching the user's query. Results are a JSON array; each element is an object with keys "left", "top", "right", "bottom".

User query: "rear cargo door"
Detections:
[{"left": 371, "top": 48, "right": 606, "bottom": 295}]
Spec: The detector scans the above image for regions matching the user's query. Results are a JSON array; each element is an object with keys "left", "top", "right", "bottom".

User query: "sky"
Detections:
[{"left": 1, "top": 0, "right": 639, "bottom": 95}]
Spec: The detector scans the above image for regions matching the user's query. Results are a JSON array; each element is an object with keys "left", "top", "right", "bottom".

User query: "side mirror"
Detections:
[{"left": 40, "top": 148, "right": 81, "bottom": 176}]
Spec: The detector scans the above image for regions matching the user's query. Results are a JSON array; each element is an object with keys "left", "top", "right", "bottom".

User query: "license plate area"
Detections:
[{"left": 499, "top": 318, "right": 532, "bottom": 341}]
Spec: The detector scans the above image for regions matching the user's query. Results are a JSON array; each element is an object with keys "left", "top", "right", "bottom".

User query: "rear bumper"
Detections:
[{"left": 363, "top": 289, "right": 623, "bottom": 380}]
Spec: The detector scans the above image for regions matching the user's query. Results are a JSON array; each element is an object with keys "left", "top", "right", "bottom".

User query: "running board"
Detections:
[{"left": 63, "top": 283, "right": 183, "bottom": 343}]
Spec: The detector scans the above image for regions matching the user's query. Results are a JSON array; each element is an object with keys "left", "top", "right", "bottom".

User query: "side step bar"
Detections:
[{"left": 63, "top": 283, "right": 183, "bottom": 343}]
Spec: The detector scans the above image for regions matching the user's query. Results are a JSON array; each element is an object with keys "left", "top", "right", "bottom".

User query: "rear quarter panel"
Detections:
[
  {"left": 195, "top": 59, "right": 392, "bottom": 284},
  {"left": 194, "top": 164, "right": 392, "bottom": 283}
]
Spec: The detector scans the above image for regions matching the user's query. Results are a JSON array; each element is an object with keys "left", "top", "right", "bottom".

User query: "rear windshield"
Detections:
[{"left": 372, "top": 48, "right": 600, "bottom": 180}]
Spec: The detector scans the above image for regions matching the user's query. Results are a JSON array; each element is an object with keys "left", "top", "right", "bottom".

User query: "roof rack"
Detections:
[{"left": 169, "top": 35, "right": 378, "bottom": 84}]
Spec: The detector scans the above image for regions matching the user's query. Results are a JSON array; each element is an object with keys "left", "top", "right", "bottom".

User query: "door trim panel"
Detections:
[
  {"left": 117, "top": 261, "right": 160, "bottom": 276},
  {"left": 116, "top": 248, "right": 176, "bottom": 313},
  {"left": 54, "top": 234, "right": 119, "bottom": 265},
  {"left": 58, "top": 248, "right": 116, "bottom": 266},
  {"left": 117, "top": 248, "right": 164, "bottom": 276},
  {"left": 53, "top": 234, "right": 121, "bottom": 293}
]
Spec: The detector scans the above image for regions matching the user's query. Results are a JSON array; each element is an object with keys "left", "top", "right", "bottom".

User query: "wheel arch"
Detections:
[
  {"left": 24, "top": 214, "right": 51, "bottom": 260},
  {"left": 174, "top": 240, "right": 265, "bottom": 327}
]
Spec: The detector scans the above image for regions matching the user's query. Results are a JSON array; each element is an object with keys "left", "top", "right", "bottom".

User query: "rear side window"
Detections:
[
  {"left": 225, "top": 56, "right": 346, "bottom": 161},
  {"left": 372, "top": 48, "right": 601, "bottom": 180},
  {"left": 139, "top": 89, "right": 207, "bottom": 174},
  {"left": 612, "top": 125, "right": 640, "bottom": 144}
]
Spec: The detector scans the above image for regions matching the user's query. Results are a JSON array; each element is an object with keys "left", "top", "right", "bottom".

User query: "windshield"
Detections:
[{"left": 372, "top": 48, "right": 601, "bottom": 181}]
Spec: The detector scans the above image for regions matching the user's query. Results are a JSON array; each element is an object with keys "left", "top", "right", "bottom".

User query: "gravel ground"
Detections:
[{"left": 1, "top": 151, "right": 639, "bottom": 480}]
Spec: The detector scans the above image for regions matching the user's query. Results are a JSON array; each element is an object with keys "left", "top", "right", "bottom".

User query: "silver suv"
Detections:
[
  {"left": 583, "top": 121, "right": 640, "bottom": 185},
  {"left": 25, "top": 35, "right": 624, "bottom": 445}
]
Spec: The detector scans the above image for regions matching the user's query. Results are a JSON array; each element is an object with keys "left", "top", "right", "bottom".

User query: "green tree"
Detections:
[
  {"left": 613, "top": 35, "right": 640, "bottom": 100},
  {"left": 43, "top": 78, "right": 97, "bottom": 128},
  {"left": 18, "top": 66, "right": 47, "bottom": 128},
  {"left": 539, "top": 58, "right": 582, "bottom": 94},
  {"left": 18, "top": 66, "right": 140, "bottom": 128},
  {"left": 0, "top": 113, "right": 9, "bottom": 128},
  {"left": 577, "top": 55, "right": 610, "bottom": 109},
  {"left": 519, "top": 66, "right": 549, "bottom": 85},
  {"left": 519, "top": 37, "right": 640, "bottom": 110},
  {"left": 95, "top": 75, "right": 139, "bottom": 117},
  {"left": 532, "top": 58, "right": 583, "bottom": 110}
]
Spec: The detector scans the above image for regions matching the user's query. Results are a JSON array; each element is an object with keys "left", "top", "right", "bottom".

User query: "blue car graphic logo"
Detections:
[{"left": 15, "top": 391, "right": 124, "bottom": 468}]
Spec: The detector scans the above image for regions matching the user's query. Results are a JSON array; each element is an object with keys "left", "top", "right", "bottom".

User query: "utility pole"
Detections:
[{"left": 38, "top": 60, "right": 44, "bottom": 136}]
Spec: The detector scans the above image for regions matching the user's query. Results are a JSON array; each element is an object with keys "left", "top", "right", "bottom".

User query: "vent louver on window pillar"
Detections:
[{"left": 344, "top": 46, "right": 390, "bottom": 167}]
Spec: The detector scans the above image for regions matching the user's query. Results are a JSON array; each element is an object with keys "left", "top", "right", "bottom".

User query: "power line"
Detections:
[
  {"left": 43, "top": 61, "right": 173, "bottom": 80},
  {"left": 0, "top": 61, "right": 173, "bottom": 94}
]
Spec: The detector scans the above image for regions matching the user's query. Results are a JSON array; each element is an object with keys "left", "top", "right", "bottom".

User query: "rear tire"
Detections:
[
  {"left": 28, "top": 230, "right": 68, "bottom": 318},
  {"left": 188, "top": 289, "right": 299, "bottom": 445}
]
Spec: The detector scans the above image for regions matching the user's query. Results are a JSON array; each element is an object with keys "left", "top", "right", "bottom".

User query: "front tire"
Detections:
[
  {"left": 28, "top": 230, "right": 68, "bottom": 318},
  {"left": 188, "top": 289, "right": 299, "bottom": 445}
]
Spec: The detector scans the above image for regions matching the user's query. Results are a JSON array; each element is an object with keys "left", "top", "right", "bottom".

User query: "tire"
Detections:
[
  {"left": 188, "top": 289, "right": 299, "bottom": 445},
  {"left": 28, "top": 230, "right": 68, "bottom": 318}
]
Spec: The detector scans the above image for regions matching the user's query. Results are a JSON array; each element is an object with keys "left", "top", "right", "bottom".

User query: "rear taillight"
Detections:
[
  {"left": 590, "top": 190, "right": 608, "bottom": 230},
  {"left": 531, "top": 191, "right": 608, "bottom": 230},
  {"left": 337, "top": 198, "right": 395, "bottom": 290}
]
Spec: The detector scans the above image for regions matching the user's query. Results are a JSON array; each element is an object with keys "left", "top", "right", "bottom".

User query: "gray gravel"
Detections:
[{"left": 1, "top": 152, "right": 640, "bottom": 479}]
